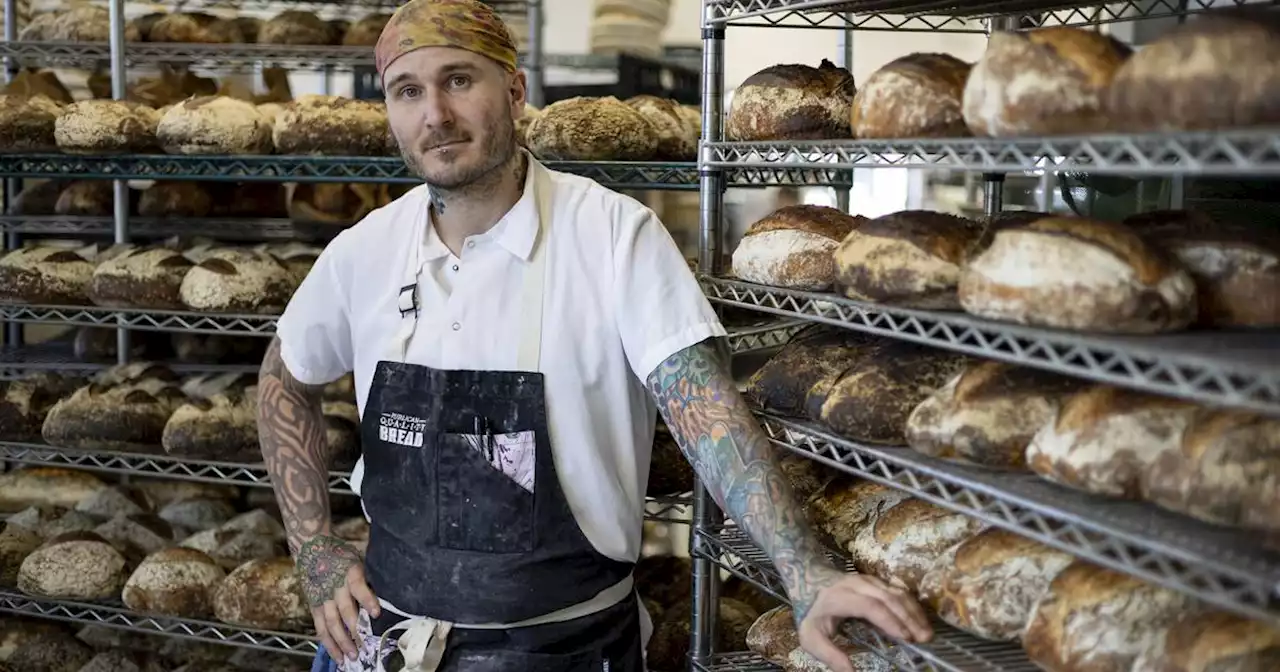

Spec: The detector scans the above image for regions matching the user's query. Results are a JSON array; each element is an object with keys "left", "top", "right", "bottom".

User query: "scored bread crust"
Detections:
[
  {"left": 834, "top": 210, "right": 984, "bottom": 309},
  {"left": 157, "top": 96, "right": 272, "bottom": 155},
  {"left": 54, "top": 100, "right": 161, "bottom": 154},
  {"left": 525, "top": 96, "right": 659, "bottom": 161},
  {"left": 727, "top": 59, "right": 856, "bottom": 141},
  {"left": 852, "top": 53, "right": 971, "bottom": 139},
  {"left": 272, "top": 95, "right": 391, "bottom": 156},
  {"left": 732, "top": 205, "right": 865, "bottom": 291},
  {"left": 0, "top": 95, "right": 63, "bottom": 153}
]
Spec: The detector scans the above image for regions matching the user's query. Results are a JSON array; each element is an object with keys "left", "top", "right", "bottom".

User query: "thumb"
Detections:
[
  {"left": 346, "top": 564, "right": 381, "bottom": 618},
  {"left": 798, "top": 621, "right": 855, "bottom": 672}
]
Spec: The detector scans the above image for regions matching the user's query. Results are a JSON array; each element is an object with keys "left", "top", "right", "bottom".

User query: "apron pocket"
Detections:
[{"left": 436, "top": 431, "right": 537, "bottom": 553}]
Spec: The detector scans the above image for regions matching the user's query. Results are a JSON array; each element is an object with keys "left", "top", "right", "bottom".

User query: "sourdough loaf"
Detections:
[
  {"left": 1106, "top": 11, "right": 1280, "bottom": 132},
  {"left": 179, "top": 248, "right": 297, "bottom": 313},
  {"left": 122, "top": 547, "right": 226, "bottom": 618},
  {"left": 852, "top": 53, "right": 970, "bottom": 138},
  {"left": 1026, "top": 386, "right": 1198, "bottom": 499},
  {"left": 55, "top": 180, "right": 115, "bottom": 216},
  {"left": 134, "top": 480, "right": 238, "bottom": 508},
  {"left": 746, "top": 605, "right": 885, "bottom": 671},
  {"left": 0, "top": 371, "right": 86, "bottom": 441},
  {"left": 1142, "top": 408, "right": 1280, "bottom": 532},
  {"left": 149, "top": 13, "right": 244, "bottom": 43},
  {"left": 958, "top": 216, "right": 1198, "bottom": 333},
  {"left": 0, "top": 617, "right": 71, "bottom": 660},
  {"left": 7, "top": 179, "right": 66, "bottom": 215},
  {"left": 744, "top": 327, "right": 873, "bottom": 416},
  {"left": 18, "top": 531, "right": 127, "bottom": 600},
  {"left": 0, "top": 467, "right": 106, "bottom": 513},
  {"left": 163, "top": 385, "right": 258, "bottom": 462},
  {"left": 1132, "top": 610, "right": 1280, "bottom": 672},
  {"left": 272, "top": 95, "right": 390, "bottom": 156},
  {"left": 260, "top": 11, "right": 333, "bottom": 44},
  {"left": 213, "top": 557, "right": 310, "bottom": 631},
  {"left": 158, "top": 498, "right": 236, "bottom": 533},
  {"left": 47, "top": 6, "right": 111, "bottom": 42},
  {"left": 515, "top": 103, "right": 542, "bottom": 147},
  {"left": 41, "top": 366, "right": 188, "bottom": 452},
  {"left": 74, "top": 485, "right": 153, "bottom": 521},
  {"left": 727, "top": 60, "right": 856, "bottom": 141},
  {"left": 906, "top": 362, "right": 1088, "bottom": 469},
  {"left": 16, "top": 13, "right": 59, "bottom": 41},
  {"left": 210, "top": 182, "right": 288, "bottom": 218},
  {"left": 834, "top": 210, "right": 984, "bottom": 309},
  {"left": 180, "top": 526, "right": 286, "bottom": 570},
  {"left": 7, "top": 631, "right": 93, "bottom": 672},
  {"left": 259, "top": 242, "right": 321, "bottom": 283},
  {"left": 94, "top": 513, "right": 176, "bottom": 562},
  {"left": 732, "top": 205, "right": 865, "bottom": 291},
  {"left": 89, "top": 245, "right": 195, "bottom": 310},
  {"left": 124, "top": 12, "right": 166, "bottom": 42},
  {"left": 343, "top": 13, "right": 391, "bottom": 46},
  {"left": 849, "top": 498, "right": 985, "bottom": 593},
  {"left": 779, "top": 453, "right": 830, "bottom": 502},
  {"left": 647, "top": 419, "right": 694, "bottom": 496},
  {"left": 0, "top": 246, "right": 95, "bottom": 304},
  {"left": 138, "top": 182, "right": 214, "bottom": 218},
  {"left": 0, "top": 95, "right": 62, "bottom": 153},
  {"left": 54, "top": 100, "right": 161, "bottom": 154},
  {"left": 918, "top": 528, "right": 1073, "bottom": 641},
  {"left": 964, "top": 27, "right": 1131, "bottom": 136},
  {"left": 288, "top": 183, "right": 381, "bottom": 225},
  {"left": 0, "top": 522, "right": 40, "bottom": 586},
  {"left": 7, "top": 505, "right": 89, "bottom": 537},
  {"left": 626, "top": 95, "right": 697, "bottom": 160},
  {"left": 805, "top": 479, "right": 911, "bottom": 553},
  {"left": 525, "top": 96, "right": 659, "bottom": 161},
  {"left": 157, "top": 96, "right": 273, "bottom": 155},
  {"left": 1023, "top": 561, "right": 1198, "bottom": 672}
]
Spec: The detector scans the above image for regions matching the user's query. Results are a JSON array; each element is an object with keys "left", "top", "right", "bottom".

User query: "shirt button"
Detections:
[
  {"left": 451, "top": 264, "right": 459, "bottom": 272},
  {"left": 466, "top": 241, "right": 475, "bottom": 249},
  {"left": 452, "top": 322, "right": 461, "bottom": 331}
]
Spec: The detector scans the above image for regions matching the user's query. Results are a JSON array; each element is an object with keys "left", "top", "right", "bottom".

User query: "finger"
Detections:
[
  {"left": 313, "top": 609, "right": 339, "bottom": 662},
  {"left": 891, "top": 586, "right": 934, "bottom": 642},
  {"left": 324, "top": 600, "right": 357, "bottom": 660},
  {"left": 869, "top": 586, "right": 930, "bottom": 643},
  {"left": 797, "top": 622, "right": 855, "bottom": 672},
  {"left": 840, "top": 589, "right": 913, "bottom": 641},
  {"left": 335, "top": 585, "right": 361, "bottom": 645},
  {"left": 347, "top": 564, "right": 381, "bottom": 618}
]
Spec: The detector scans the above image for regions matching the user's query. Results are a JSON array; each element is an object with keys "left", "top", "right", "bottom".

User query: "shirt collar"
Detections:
[{"left": 419, "top": 154, "right": 540, "bottom": 262}]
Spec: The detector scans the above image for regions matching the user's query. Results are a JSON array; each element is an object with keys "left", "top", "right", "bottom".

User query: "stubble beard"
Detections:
[{"left": 400, "top": 115, "right": 520, "bottom": 200}]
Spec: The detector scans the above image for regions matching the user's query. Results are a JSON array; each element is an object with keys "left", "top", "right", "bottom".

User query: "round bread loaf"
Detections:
[
  {"left": 833, "top": 209, "right": 984, "bottom": 309},
  {"left": 917, "top": 529, "right": 1074, "bottom": 641},
  {"left": 744, "top": 327, "right": 873, "bottom": 416},
  {"left": 288, "top": 183, "right": 381, "bottom": 225},
  {"left": 515, "top": 103, "right": 542, "bottom": 147},
  {"left": 209, "top": 182, "right": 288, "bottom": 218},
  {"left": 805, "top": 479, "right": 911, "bottom": 553},
  {"left": 94, "top": 513, "right": 176, "bottom": 562},
  {"left": 964, "top": 27, "right": 1131, "bottom": 136},
  {"left": 339, "top": 13, "right": 391, "bottom": 46},
  {"left": 213, "top": 557, "right": 310, "bottom": 631},
  {"left": 54, "top": 180, "right": 114, "bottom": 216},
  {"left": 1024, "top": 561, "right": 1197, "bottom": 672},
  {"left": 149, "top": 13, "right": 244, "bottom": 43},
  {"left": 125, "top": 12, "right": 166, "bottom": 42},
  {"left": 0, "top": 371, "right": 86, "bottom": 442},
  {"left": 0, "top": 95, "right": 62, "bottom": 153},
  {"left": 122, "top": 547, "right": 225, "bottom": 618},
  {"left": 7, "top": 631, "right": 94, "bottom": 672},
  {"left": 157, "top": 96, "right": 273, "bottom": 155},
  {"left": 180, "top": 248, "right": 297, "bottom": 313},
  {"left": 1026, "top": 385, "right": 1198, "bottom": 499},
  {"left": 959, "top": 216, "right": 1198, "bottom": 333},
  {"left": 745, "top": 605, "right": 799, "bottom": 666},
  {"left": 135, "top": 479, "right": 239, "bottom": 507},
  {"left": 162, "top": 386, "right": 257, "bottom": 462},
  {"left": 626, "top": 95, "right": 696, "bottom": 160},
  {"left": 849, "top": 498, "right": 985, "bottom": 593},
  {"left": 1107, "top": 11, "right": 1280, "bottom": 132},
  {"left": 0, "top": 522, "right": 41, "bottom": 586},
  {"left": 180, "top": 526, "right": 284, "bottom": 571},
  {"left": 89, "top": 245, "right": 195, "bottom": 309},
  {"left": 159, "top": 498, "right": 237, "bottom": 534},
  {"left": 727, "top": 59, "right": 856, "bottom": 141},
  {"left": 138, "top": 182, "right": 213, "bottom": 218},
  {"left": 75, "top": 485, "right": 152, "bottom": 521},
  {"left": 852, "top": 53, "right": 970, "bottom": 138},
  {"left": 525, "top": 96, "right": 658, "bottom": 161},
  {"left": 48, "top": 5, "right": 110, "bottom": 41},
  {"left": 17, "top": 12, "right": 59, "bottom": 40},
  {"left": 260, "top": 11, "right": 333, "bottom": 44},
  {"left": 41, "top": 375, "right": 188, "bottom": 452},
  {"left": 18, "top": 531, "right": 127, "bottom": 599},
  {"left": 1132, "top": 610, "right": 1280, "bottom": 672},
  {"left": 906, "top": 362, "right": 1089, "bottom": 469},
  {"left": 54, "top": 100, "right": 161, "bottom": 154},
  {"left": 648, "top": 597, "right": 758, "bottom": 672},
  {"left": 273, "top": 95, "right": 390, "bottom": 156},
  {"left": 4, "top": 69, "right": 74, "bottom": 105},
  {"left": 0, "top": 246, "right": 94, "bottom": 304},
  {"left": 7, "top": 179, "right": 66, "bottom": 215},
  {"left": 732, "top": 205, "right": 865, "bottom": 291}
]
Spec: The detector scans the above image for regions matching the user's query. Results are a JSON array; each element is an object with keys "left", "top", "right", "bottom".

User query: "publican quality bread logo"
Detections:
[{"left": 378, "top": 412, "right": 427, "bottom": 448}]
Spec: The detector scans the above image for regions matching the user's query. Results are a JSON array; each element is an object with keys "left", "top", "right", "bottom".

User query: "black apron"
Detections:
[{"left": 350, "top": 159, "right": 640, "bottom": 672}]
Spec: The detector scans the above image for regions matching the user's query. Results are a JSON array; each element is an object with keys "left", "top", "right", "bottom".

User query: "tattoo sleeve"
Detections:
[{"left": 647, "top": 339, "right": 842, "bottom": 624}]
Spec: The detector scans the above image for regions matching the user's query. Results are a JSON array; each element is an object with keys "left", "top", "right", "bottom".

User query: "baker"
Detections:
[{"left": 259, "top": 1, "right": 932, "bottom": 670}]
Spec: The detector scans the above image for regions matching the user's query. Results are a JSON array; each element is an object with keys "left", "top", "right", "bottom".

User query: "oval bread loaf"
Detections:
[
  {"left": 744, "top": 327, "right": 874, "bottom": 416},
  {"left": 1131, "top": 610, "right": 1280, "bottom": 672},
  {"left": 18, "top": 531, "right": 127, "bottom": 600},
  {"left": 727, "top": 59, "right": 856, "bottom": 141},
  {"left": 626, "top": 95, "right": 696, "bottom": 160},
  {"left": 732, "top": 205, "right": 865, "bottom": 291},
  {"left": 343, "top": 13, "right": 391, "bottom": 46},
  {"left": 41, "top": 373, "right": 188, "bottom": 452},
  {"left": 852, "top": 53, "right": 970, "bottom": 138},
  {"left": 54, "top": 100, "right": 161, "bottom": 153},
  {"left": 138, "top": 182, "right": 214, "bottom": 218},
  {"left": 0, "top": 371, "right": 86, "bottom": 442},
  {"left": 89, "top": 245, "right": 195, "bottom": 310},
  {"left": 55, "top": 180, "right": 114, "bottom": 216},
  {"left": 7, "top": 179, "right": 66, "bottom": 215},
  {"left": 0, "top": 246, "right": 95, "bottom": 304},
  {"left": 0, "top": 467, "right": 105, "bottom": 513},
  {"left": 162, "top": 386, "right": 258, "bottom": 462},
  {"left": 213, "top": 556, "right": 310, "bottom": 631},
  {"left": 149, "top": 12, "right": 244, "bottom": 43},
  {"left": 157, "top": 96, "right": 272, "bottom": 155},
  {"left": 94, "top": 513, "right": 176, "bottom": 562},
  {"left": 48, "top": 6, "right": 111, "bottom": 41},
  {"left": 0, "top": 95, "right": 62, "bottom": 153},
  {"left": 272, "top": 95, "right": 390, "bottom": 156},
  {"left": 75, "top": 485, "right": 152, "bottom": 521},
  {"left": 833, "top": 210, "right": 984, "bottom": 309},
  {"left": 179, "top": 248, "right": 297, "bottom": 313},
  {"left": 805, "top": 479, "right": 911, "bottom": 553},
  {"left": 525, "top": 96, "right": 659, "bottom": 161},
  {"left": 122, "top": 547, "right": 226, "bottom": 618},
  {"left": 849, "top": 498, "right": 985, "bottom": 593},
  {"left": 0, "top": 522, "right": 41, "bottom": 586},
  {"left": 260, "top": 11, "right": 333, "bottom": 44}
]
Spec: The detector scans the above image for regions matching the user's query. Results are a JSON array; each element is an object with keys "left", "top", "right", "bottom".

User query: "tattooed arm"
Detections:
[
  {"left": 258, "top": 337, "right": 377, "bottom": 660},
  {"left": 647, "top": 339, "right": 931, "bottom": 671}
]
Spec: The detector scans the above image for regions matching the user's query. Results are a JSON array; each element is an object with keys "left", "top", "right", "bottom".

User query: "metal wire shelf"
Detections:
[
  {"left": 707, "top": 129, "right": 1280, "bottom": 176},
  {"left": 0, "top": 589, "right": 317, "bottom": 656},
  {"left": 725, "top": 319, "right": 807, "bottom": 354},
  {"left": 0, "top": 342, "right": 262, "bottom": 379},
  {"left": 0, "top": 303, "right": 278, "bottom": 335},
  {"left": 756, "top": 413, "right": 1280, "bottom": 626},
  {"left": 0, "top": 215, "right": 341, "bottom": 242},
  {"left": 701, "top": 276, "right": 1280, "bottom": 417},
  {"left": 693, "top": 652, "right": 781, "bottom": 672},
  {"left": 696, "top": 525, "right": 1036, "bottom": 672}
]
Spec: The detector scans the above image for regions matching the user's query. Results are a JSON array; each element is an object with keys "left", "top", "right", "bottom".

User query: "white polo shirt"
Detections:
[{"left": 275, "top": 162, "right": 725, "bottom": 563}]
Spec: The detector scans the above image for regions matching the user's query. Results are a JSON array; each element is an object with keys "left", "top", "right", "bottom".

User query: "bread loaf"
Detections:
[
  {"left": 852, "top": 53, "right": 970, "bottom": 138},
  {"left": 74, "top": 623, "right": 163, "bottom": 654},
  {"left": 525, "top": 96, "right": 659, "bottom": 161},
  {"left": 964, "top": 27, "right": 1131, "bottom": 136},
  {"left": 288, "top": 183, "right": 381, "bottom": 225},
  {"left": 259, "top": 10, "right": 333, "bottom": 44},
  {"left": 74, "top": 485, "right": 152, "bottom": 521},
  {"left": 180, "top": 526, "right": 285, "bottom": 571},
  {"left": 1132, "top": 610, "right": 1280, "bottom": 672},
  {"left": 648, "top": 597, "right": 758, "bottom": 672},
  {"left": 7, "top": 632, "right": 93, "bottom": 672},
  {"left": 732, "top": 205, "right": 865, "bottom": 291},
  {"left": 1023, "top": 561, "right": 1197, "bottom": 672},
  {"left": 89, "top": 246, "right": 195, "bottom": 310},
  {"left": 54, "top": 100, "right": 161, "bottom": 154},
  {"left": 324, "top": 401, "right": 360, "bottom": 470},
  {"left": 727, "top": 60, "right": 856, "bottom": 141},
  {"left": 744, "top": 327, "right": 873, "bottom": 416},
  {"left": 818, "top": 342, "right": 972, "bottom": 445},
  {"left": 209, "top": 182, "right": 288, "bottom": 218},
  {"left": 1107, "top": 11, "right": 1280, "bottom": 132},
  {"left": 746, "top": 605, "right": 884, "bottom": 671},
  {"left": 343, "top": 13, "right": 391, "bottom": 45},
  {"left": 180, "top": 248, "right": 297, "bottom": 313},
  {"left": 0, "top": 371, "right": 86, "bottom": 442},
  {"left": 47, "top": 6, "right": 110, "bottom": 42},
  {"left": 1027, "top": 386, "right": 1198, "bottom": 499},
  {"left": 849, "top": 498, "right": 985, "bottom": 592},
  {"left": 8, "top": 505, "right": 95, "bottom": 538},
  {"left": 0, "top": 468, "right": 106, "bottom": 513},
  {"left": 213, "top": 557, "right": 310, "bottom": 631},
  {"left": 122, "top": 547, "right": 225, "bottom": 618},
  {"left": 18, "top": 531, "right": 127, "bottom": 600},
  {"left": 515, "top": 103, "right": 542, "bottom": 147},
  {"left": 0, "top": 95, "right": 62, "bottom": 153},
  {"left": 157, "top": 96, "right": 273, "bottom": 155},
  {"left": 959, "top": 216, "right": 1198, "bottom": 333},
  {"left": 16, "top": 13, "right": 59, "bottom": 41},
  {"left": 626, "top": 95, "right": 696, "bottom": 160},
  {"left": 272, "top": 95, "right": 390, "bottom": 156},
  {"left": 124, "top": 12, "right": 166, "bottom": 42},
  {"left": 0, "top": 246, "right": 94, "bottom": 304},
  {"left": 159, "top": 498, "right": 237, "bottom": 533},
  {"left": 134, "top": 480, "right": 238, "bottom": 508},
  {"left": 257, "top": 242, "right": 321, "bottom": 284},
  {"left": 138, "top": 182, "right": 213, "bottom": 218},
  {"left": 170, "top": 333, "right": 268, "bottom": 364},
  {"left": 78, "top": 651, "right": 153, "bottom": 672},
  {"left": 1142, "top": 409, "right": 1280, "bottom": 532},
  {"left": 779, "top": 453, "right": 830, "bottom": 502},
  {"left": 162, "top": 385, "right": 258, "bottom": 462},
  {"left": 805, "top": 479, "right": 911, "bottom": 553},
  {"left": 0, "top": 523, "right": 41, "bottom": 586},
  {"left": 42, "top": 373, "right": 187, "bottom": 452},
  {"left": 0, "top": 617, "right": 70, "bottom": 660},
  {"left": 7, "top": 179, "right": 66, "bottom": 216},
  {"left": 906, "top": 362, "right": 1088, "bottom": 469},
  {"left": 54, "top": 180, "right": 114, "bottom": 216},
  {"left": 918, "top": 529, "right": 1073, "bottom": 641},
  {"left": 149, "top": 13, "right": 244, "bottom": 43},
  {"left": 834, "top": 210, "right": 984, "bottom": 309},
  {"left": 94, "top": 513, "right": 176, "bottom": 562}
]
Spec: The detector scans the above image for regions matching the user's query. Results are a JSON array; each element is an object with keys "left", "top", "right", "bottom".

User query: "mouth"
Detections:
[{"left": 425, "top": 139, "right": 468, "bottom": 152}]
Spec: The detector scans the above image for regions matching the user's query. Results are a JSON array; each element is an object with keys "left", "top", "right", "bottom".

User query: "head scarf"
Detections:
[{"left": 375, "top": 0, "right": 518, "bottom": 85}]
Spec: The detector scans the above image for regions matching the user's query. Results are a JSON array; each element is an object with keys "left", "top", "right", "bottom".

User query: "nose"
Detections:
[{"left": 421, "top": 89, "right": 455, "bottom": 129}]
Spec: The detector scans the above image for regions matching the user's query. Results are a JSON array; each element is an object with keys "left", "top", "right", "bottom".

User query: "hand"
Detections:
[
  {"left": 296, "top": 535, "right": 380, "bottom": 662},
  {"left": 796, "top": 571, "right": 933, "bottom": 672}
]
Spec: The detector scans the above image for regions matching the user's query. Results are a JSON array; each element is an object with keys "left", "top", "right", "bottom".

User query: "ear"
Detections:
[{"left": 509, "top": 69, "right": 527, "bottom": 117}]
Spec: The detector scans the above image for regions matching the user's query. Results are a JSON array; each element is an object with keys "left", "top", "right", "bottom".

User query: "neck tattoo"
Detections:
[{"left": 428, "top": 185, "right": 447, "bottom": 215}]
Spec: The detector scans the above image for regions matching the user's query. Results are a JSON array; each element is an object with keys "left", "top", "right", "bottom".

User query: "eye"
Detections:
[
  {"left": 395, "top": 85, "right": 421, "bottom": 100},
  {"left": 447, "top": 74, "right": 471, "bottom": 89}
]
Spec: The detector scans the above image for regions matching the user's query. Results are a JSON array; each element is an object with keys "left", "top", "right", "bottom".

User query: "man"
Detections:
[{"left": 259, "top": 1, "right": 932, "bottom": 670}]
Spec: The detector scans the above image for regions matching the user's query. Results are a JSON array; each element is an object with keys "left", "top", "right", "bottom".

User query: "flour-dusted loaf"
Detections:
[
  {"left": 626, "top": 95, "right": 696, "bottom": 160},
  {"left": 272, "top": 95, "right": 390, "bottom": 156},
  {"left": 515, "top": 103, "right": 542, "bottom": 147},
  {"left": 343, "top": 13, "right": 391, "bottom": 45},
  {"left": 46, "top": 5, "right": 111, "bottom": 41},
  {"left": 525, "top": 96, "right": 659, "bottom": 161},
  {"left": 179, "top": 248, "right": 297, "bottom": 313},
  {"left": 55, "top": 180, "right": 114, "bottom": 216},
  {"left": 1132, "top": 610, "right": 1280, "bottom": 672},
  {"left": 907, "top": 362, "right": 1088, "bottom": 469},
  {"left": 959, "top": 216, "right": 1198, "bottom": 332},
  {"left": 1026, "top": 385, "right": 1199, "bottom": 499},
  {"left": 0, "top": 94, "right": 63, "bottom": 153},
  {"left": 138, "top": 182, "right": 214, "bottom": 218},
  {"left": 135, "top": 480, "right": 239, "bottom": 508},
  {"left": 94, "top": 513, "right": 176, "bottom": 563},
  {"left": 163, "top": 385, "right": 258, "bottom": 462},
  {"left": 805, "top": 479, "right": 911, "bottom": 553},
  {"left": 258, "top": 241, "right": 321, "bottom": 284},
  {"left": 157, "top": 96, "right": 273, "bottom": 155},
  {"left": 149, "top": 12, "right": 244, "bottom": 43},
  {"left": 0, "top": 467, "right": 106, "bottom": 513},
  {"left": 75, "top": 485, "right": 153, "bottom": 522},
  {"left": 7, "top": 631, "right": 94, "bottom": 672},
  {"left": 213, "top": 557, "right": 310, "bottom": 631},
  {"left": 852, "top": 53, "right": 970, "bottom": 138},
  {"left": 833, "top": 210, "right": 984, "bottom": 309},
  {"left": 54, "top": 100, "right": 161, "bottom": 153},
  {"left": 732, "top": 205, "right": 865, "bottom": 291},
  {"left": 1023, "top": 561, "right": 1198, "bottom": 672},
  {"left": 181, "top": 527, "right": 286, "bottom": 571},
  {"left": 0, "top": 246, "right": 95, "bottom": 304},
  {"left": 89, "top": 245, "right": 195, "bottom": 310},
  {"left": 260, "top": 10, "right": 333, "bottom": 44},
  {"left": 744, "top": 327, "right": 874, "bottom": 416},
  {"left": 727, "top": 60, "right": 856, "bottom": 141},
  {"left": 18, "top": 531, "right": 127, "bottom": 600},
  {"left": 964, "top": 27, "right": 1131, "bottom": 136},
  {"left": 1142, "top": 409, "right": 1280, "bottom": 532},
  {"left": 288, "top": 183, "right": 382, "bottom": 225},
  {"left": 0, "top": 522, "right": 41, "bottom": 586},
  {"left": 746, "top": 605, "right": 886, "bottom": 671},
  {"left": 0, "top": 371, "right": 86, "bottom": 441},
  {"left": 1107, "top": 11, "right": 1280, "bottom": 132},
  {"left": 918, "top": 529, "right": 1073, "bottom": 641},
  {"left": 122, "top": 547, "right": 225, "bottom": 618},
  {"left": 849, "top": 498, "right": 985, "bottom": 593},
  {"left": 818, "top": 342, "right": 972, "bottom": 445},
  {"left": 42, "top": 364, "right": 187, "bottom": 452}
]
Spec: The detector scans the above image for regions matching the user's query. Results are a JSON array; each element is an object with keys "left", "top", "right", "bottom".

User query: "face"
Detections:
[{"left": 383, "top": 46, "right": 526, "bottom": 189}]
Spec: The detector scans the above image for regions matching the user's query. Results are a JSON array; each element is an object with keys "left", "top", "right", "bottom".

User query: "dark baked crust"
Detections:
[
  {"left": 260, "top": 11, "right": 335, "bottom": 45},
  {"left": 852, "top": 52, "right": 971, "bottom": 138},
  {"left": 209, "top": 182, "right": 288, "bottom": 218},
  {"left": 55, "top": 181, "right": 113, "bottom": 217},
  {"left": 728, "top": 59, "right": 856, "bottom": 141},
  {"left": 0, "top": 249, "right": 93, "bottom": 304},
  {"left": 0, "top": 95, "right": 61, "bottom": 153},
  {"left": 138, "top": 182, "right": 213, "bottom": 218},
  {"left": 744, "top": 327, "right": 875, "bottom": 416},
  {"left": 272, "top": 97, "right": 390, "bottom": 156},
  {"left": 7, "top": 180, "right": 67, "bottom": 215},
  {"left": 744, "top": 204, "right": 864, "bottom": 241},
  {"left": 163, "top": 419, "right": 258, "bottom": 462},
  {"left": 88, "top": 254, "right": 194, "bottom": 310},
  {"left": 835, "top": 210, "right": 985, "bottom": 307},
  {"left": 343, "top": 13, "right": 391, "bottom": 46}
]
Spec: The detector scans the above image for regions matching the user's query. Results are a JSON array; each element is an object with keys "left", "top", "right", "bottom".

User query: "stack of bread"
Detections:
[
  {"left": 24, "top": 7, "right": 386, "bottom": 48},
  {"left": 590, "top": 0, "right": 670, "bottom": 59}
]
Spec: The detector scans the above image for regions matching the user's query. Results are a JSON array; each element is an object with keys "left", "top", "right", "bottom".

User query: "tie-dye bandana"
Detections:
[{"left": 375, "top": 0, "right": 518, "bottom": 85}]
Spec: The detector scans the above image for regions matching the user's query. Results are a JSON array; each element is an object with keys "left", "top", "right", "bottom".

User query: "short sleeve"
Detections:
[
  {"left": 275, "top": 231, "right": 355, "bottom": 386},
  {"left": 613, "top": 207, "right": 727, "bottom": 381}
]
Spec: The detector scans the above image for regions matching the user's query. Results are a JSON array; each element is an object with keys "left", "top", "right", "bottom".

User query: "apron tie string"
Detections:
[{"left": 376, "top": 617, "right": 453, "bottom": 672}]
